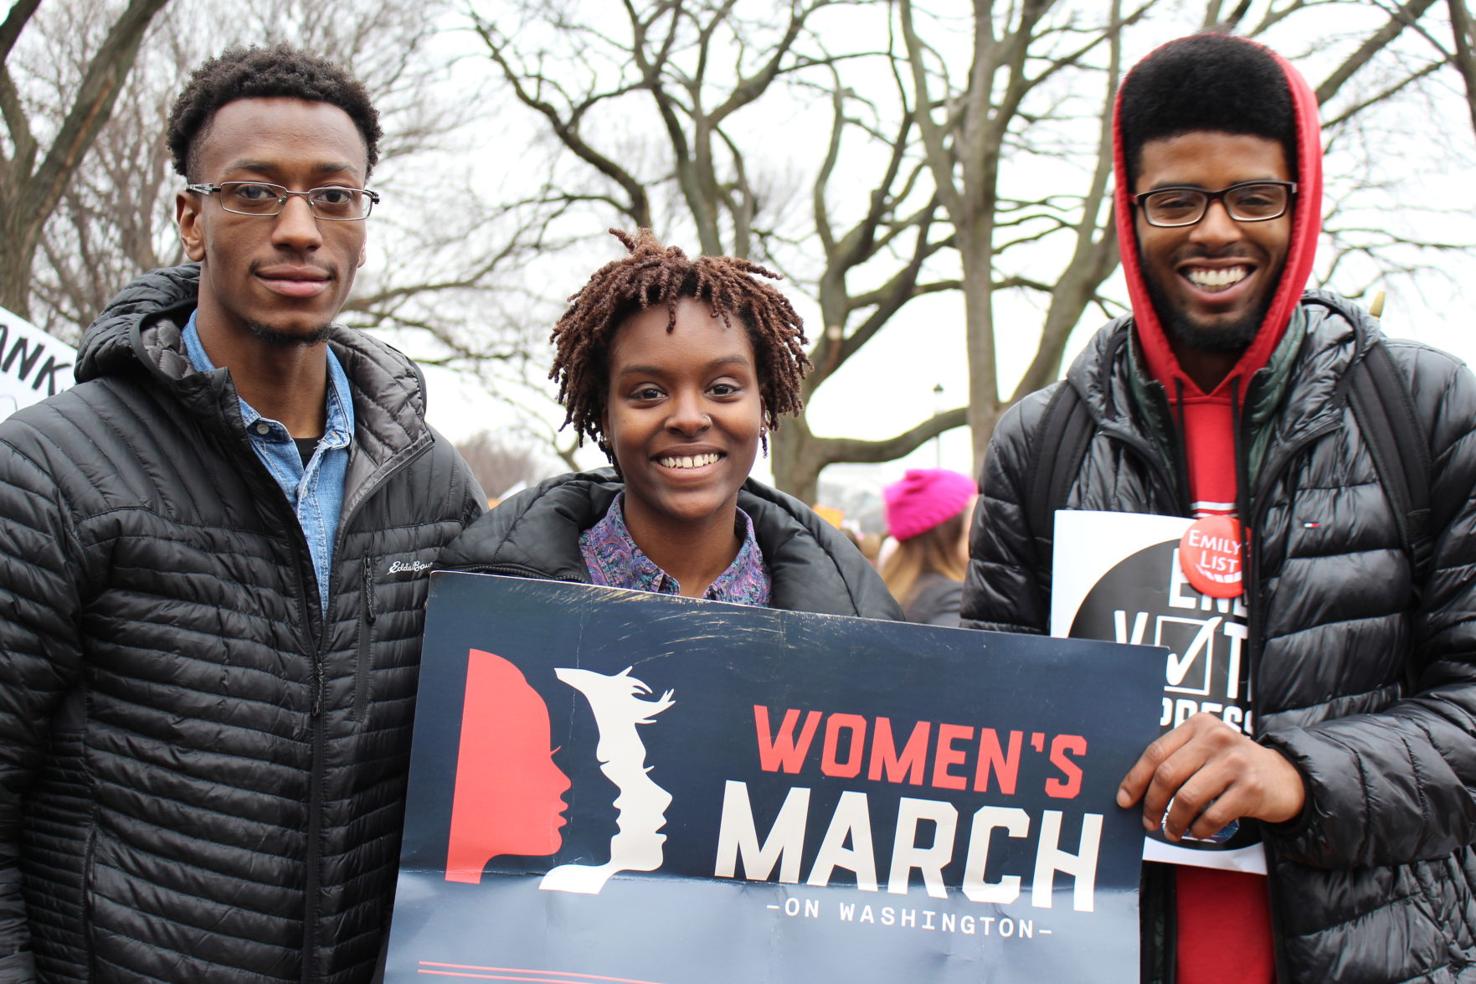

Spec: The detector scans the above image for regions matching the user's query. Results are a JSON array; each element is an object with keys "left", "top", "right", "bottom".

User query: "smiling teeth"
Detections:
[
  {"left": 659, "top": 453, "right": 720, "bottom": 469},
  {"left": 1186, "top": 266, "right": 1249, "bottom": 291}
]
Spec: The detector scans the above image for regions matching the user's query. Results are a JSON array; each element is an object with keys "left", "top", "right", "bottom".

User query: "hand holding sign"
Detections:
[{"left": 1115, "top": 712, "right": 1306, "bottom": 840}]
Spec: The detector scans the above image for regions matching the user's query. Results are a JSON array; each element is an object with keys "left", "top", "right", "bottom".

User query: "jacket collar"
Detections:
[
  {"left": 1069, "top": 292, "right": 1370, "bottom": 456},
  {"left": 437, "top": 470, "right": 903, "bottom": 620},
  {"left": 77, "top": 264, "right": 431, "bottom": 473}
]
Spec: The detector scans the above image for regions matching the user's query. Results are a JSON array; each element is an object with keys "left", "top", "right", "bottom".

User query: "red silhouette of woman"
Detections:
[{"left": 445, "top": 649, "right": 571, "bottom": 883}]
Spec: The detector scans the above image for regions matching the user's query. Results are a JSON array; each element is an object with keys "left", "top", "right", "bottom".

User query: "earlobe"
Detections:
[
  {"left": 176, "top": 192, "right": 207, "bottom": 262},
  {"left": 358, "top": 244, "right": 367, "bottom": 268}
]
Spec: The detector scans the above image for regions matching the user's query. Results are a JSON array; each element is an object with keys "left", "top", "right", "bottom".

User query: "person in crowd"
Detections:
[
  {"left": 963, "top": 33, "right": 1476, "bottom": 983},
  {"left": 880, "top": 468, "right": 974, "bottom": 626},
  {"left": 0, "top": 46, "right": 482, "bottom": 982},
  {"left": 439, "top": 229, "right": 899, "bottom": 620}
]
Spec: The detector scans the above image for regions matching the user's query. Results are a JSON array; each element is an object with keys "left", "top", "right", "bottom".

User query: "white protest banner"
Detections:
[
  {"left": 1050, "top": 509, "right": 1267, "bottom": 875},
  {"left": 0, "top": 305, "right": 75, "bottom": 420}
]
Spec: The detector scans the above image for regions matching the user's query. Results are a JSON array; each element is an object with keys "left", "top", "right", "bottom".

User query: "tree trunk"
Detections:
[
  {"left": 0, "top": 208, "right": 39, "bottom": 317},
  {"left": 770, "top": 420, "right": 821, "bottom": 507},
  {"left": 0, "top": 0, "right": 171, "bottom": 317},
  {"left": 1448, "top": 0, "right": 1476, "bottom": 134},
  {"left": 957, "top": 216, "right": 1000, "bottom": 472}
]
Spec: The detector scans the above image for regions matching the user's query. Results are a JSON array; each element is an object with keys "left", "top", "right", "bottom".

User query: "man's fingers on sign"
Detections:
[{"left": 1116, "top": 712, "right": 1307, "bottom": 839}]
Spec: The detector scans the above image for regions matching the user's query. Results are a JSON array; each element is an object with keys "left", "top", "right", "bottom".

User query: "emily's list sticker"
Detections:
[{"left": 1178, "top": 515, "right": 1243, "bottom": 599}]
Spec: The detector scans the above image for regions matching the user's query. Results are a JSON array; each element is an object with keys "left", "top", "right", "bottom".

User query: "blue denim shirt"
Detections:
[{"left": 182, "top": 311, "right": 353, "bottom": 615}]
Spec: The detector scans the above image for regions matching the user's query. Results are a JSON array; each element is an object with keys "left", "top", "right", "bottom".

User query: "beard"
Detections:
[
  {"left": 244, "top": 321, "right": 334, "bottom": 347},
  {"left": 1144, "top": 271, "right": 1271, "bottom": 356}
]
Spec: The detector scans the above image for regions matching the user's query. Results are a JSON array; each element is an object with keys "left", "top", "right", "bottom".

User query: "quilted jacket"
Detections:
[
  {"left": 438, "top": 469, "right": 903, "bottom": 621},
  {"left": 0, "top": 266, "right": 483, "bottom": 983},
  {"left": 963, "top": 293, "right": 1476, "bottom": 982}
]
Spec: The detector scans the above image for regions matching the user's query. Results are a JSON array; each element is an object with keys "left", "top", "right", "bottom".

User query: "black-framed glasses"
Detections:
[
  {"left": 186, "top": 181, "right": 379, "bottom": 220},
  {"left": 1134, "top": 180, "right": 1297, "bottom": 228}
]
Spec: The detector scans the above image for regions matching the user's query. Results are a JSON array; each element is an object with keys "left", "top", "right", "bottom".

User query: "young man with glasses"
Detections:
[
  {"left": 0, "top": 46, "right": 482, "bottom": 982},
  {"left": 965, "top": 34, "right": 1476, "bottom": 983}
]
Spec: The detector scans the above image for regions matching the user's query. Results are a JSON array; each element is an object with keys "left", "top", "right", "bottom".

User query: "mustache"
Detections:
[{"left": 1175, "top": 245, "right": 1257, "bottom": 263}]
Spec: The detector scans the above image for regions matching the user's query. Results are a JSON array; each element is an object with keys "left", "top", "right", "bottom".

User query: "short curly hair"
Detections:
[
  {"left": 550, "top": 229, "right": 812, "bottom": 448},
  {"left": 1119, "top": 34, "right": 1295, "bottom": 188},
  {"left": 168, "top": 45, "right": 382, "bottom": 179}
]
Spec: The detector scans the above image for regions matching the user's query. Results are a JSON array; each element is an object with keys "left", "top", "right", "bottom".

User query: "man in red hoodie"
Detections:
[{"left": 964, "top": 33, "right": 1476, "bottom": 983}]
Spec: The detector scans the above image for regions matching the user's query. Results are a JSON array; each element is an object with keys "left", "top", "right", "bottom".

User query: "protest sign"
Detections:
[
  {"left": 0, "top": 306, "right": 74, "bottom": 420},
  {"left": 386, "top": 573, "right": 1165, "bottom": 983},
  {"left": 1050, "top": 509, "right": 1267, "bottom": 874}
]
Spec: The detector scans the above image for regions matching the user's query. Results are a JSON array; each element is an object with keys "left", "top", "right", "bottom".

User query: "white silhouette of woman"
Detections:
[{"left": 540, "top": 666, "right": 675, "bottom": 895}]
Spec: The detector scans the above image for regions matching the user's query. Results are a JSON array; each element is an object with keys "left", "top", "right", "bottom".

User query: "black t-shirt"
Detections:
[{"left": 294, "top": 437, "right": 319, "bottom": 467}]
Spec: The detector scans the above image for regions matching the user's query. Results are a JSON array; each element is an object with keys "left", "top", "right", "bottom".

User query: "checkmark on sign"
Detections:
[{"left": 1165, "top": 616, "right": 1222, "bottom": 687}]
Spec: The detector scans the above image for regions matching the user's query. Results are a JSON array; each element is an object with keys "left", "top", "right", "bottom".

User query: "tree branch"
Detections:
[
  {"left": 809, "top": 406, "right": 968, "bottom": 467},
  {"left": 1448, "top": 0, "right": 1476, "bottom": 135},
  {"left": 0, "top": 0, "right": 42, "bottom": 66},
  {"left": 1315, "top": 0, "right": 1439, "bottom": 105},
  {"left": 23, "top": 0, "right": 168, "bottom": 226},
  {"left": 474, "top": 15, "right": 652, "bottom": 226}
]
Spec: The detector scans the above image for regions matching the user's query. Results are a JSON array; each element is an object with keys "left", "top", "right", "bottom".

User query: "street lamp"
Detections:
[{"left": 932, "top": 383, "right": 944, "bottom": 468}]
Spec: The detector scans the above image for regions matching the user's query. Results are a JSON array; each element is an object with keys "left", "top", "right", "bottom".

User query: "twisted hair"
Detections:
[{"left": 550, "top": 229, "right": 812, "bottom": 447}]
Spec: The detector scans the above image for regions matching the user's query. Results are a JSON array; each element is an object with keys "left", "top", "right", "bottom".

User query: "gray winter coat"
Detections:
[
  {"left": 0, "top": 266, "right": 483, "bottom": 983},
  {"left": 964, "top": 293, "right": 1476, "bottom": 982}
]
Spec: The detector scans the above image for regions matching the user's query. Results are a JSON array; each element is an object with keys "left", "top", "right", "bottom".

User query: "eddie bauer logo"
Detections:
[{"left": 386, "top": 559, "right": 431, "bottom": 575}]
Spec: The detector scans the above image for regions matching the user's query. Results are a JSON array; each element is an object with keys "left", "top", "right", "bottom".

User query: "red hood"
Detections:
[{"left": 1112, "top": 37, "right": 1323, "bottom": 402}]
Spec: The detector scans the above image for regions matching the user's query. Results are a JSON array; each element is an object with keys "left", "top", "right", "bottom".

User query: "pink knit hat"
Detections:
[{"left": 884, "top": 469, "right": 976, "bottom": 541}]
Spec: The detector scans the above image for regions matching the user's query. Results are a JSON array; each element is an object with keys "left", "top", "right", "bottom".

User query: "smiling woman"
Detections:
[{"left": 439, "top": 229, "right": 900, "bottom": 620}]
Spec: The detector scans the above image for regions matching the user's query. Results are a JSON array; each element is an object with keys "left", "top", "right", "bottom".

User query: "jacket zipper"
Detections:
[
  {"left": 300, "top": 439, "right": 433, "bottom": 984},
  {"left": 354, "top": 558, "right": 377, "bottom": 721},
  {"left": 449, "top": 561, "right": 589, "bottom": 583},
  {"left": 1242, "top": 411, "right": 1340, "bottom": 984}
]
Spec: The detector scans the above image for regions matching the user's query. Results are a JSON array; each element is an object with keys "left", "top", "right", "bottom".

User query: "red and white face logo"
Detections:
[
  {"left": 444, "top": 650, "right": 571, "bottom": 882},
  {"left": 444, "top": 651, "right": 675, "bottom": 895}
]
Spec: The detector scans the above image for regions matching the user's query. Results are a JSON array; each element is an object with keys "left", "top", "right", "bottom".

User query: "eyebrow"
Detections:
[
  {"left": 616, "top": 355, "right": 753, "bottom": 378},
  {"left": 223, "top": 159, "right": 363, "bottom": 180},
  {"left": 1145, "top": 177, "right": 1284, "bottom": 192}
]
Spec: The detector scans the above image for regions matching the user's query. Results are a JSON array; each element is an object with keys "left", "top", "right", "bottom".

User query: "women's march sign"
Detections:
[
  {"left": 387, "top": 573, "right": 1164, "bottom": 982},
  {"left": 0, "top": 306, "right": 74, "bottom": 420}
]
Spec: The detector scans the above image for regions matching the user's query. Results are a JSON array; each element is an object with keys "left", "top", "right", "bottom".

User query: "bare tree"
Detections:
[
  {"left": 13, "top": 0, "right": 1471, "bottom": 497},
  {"left": 455, "top": 430, "right": 546, "bottom": 499},
  {"left": 474, "top": 0, "right": 969, "bottom": 502},
  {"left": 1444, "top": 0, "right": 1476, "bottom": 133},
  {"left": 0, "top": 0, "right": 171, "bottom": 317},
  {"left": 898, "top": 0, "right": 1446, "bottom": 469},
  {"left": 16, "top": 0, "right": 556, "bottom": 398}
]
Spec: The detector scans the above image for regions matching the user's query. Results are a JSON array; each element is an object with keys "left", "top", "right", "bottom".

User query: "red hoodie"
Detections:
[{"left": 1110, "top": 38, "right": 1324, "bottom": 984}]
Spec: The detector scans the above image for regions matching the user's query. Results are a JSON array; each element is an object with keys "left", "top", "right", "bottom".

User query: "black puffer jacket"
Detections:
[
  {"left": 964, "top": 293, "right": 1476, "bottom": 982},
  {"left": 0, "top": 266, "right": 483, "bottom": 983},
  {"left": 439, "top": 470, "right": 902, "bottom": 621}
]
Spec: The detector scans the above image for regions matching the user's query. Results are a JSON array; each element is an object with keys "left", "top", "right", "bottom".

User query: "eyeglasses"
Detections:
[
  {"left": 1134, "top": 180, "right": 1297, "bottom": 228},
  {"left": 186, "top": 181, "right": 379, "bottom": 220}
]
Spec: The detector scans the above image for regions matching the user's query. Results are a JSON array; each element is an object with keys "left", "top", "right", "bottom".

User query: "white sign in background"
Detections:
[
  {"left": 0, "top": 305, "right": 76, "bottom": 421},
  {"left": 1050, "top": 509, "right": 1267, "bottom": 875}
]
